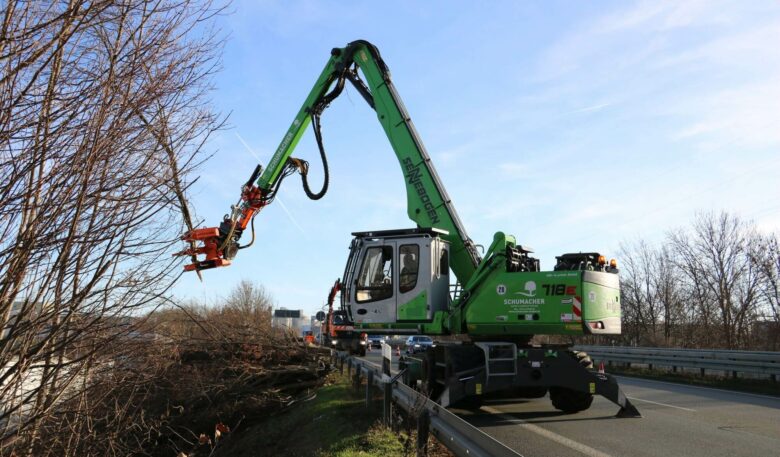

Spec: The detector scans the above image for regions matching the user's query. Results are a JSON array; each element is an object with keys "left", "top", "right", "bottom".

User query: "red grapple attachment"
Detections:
[{"left": 176, "top": 227, "right": 232, "bottom": 272}]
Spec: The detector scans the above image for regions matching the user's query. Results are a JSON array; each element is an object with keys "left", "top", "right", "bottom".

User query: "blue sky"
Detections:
[{"left": 173, "top": 0, "right": 780, "bottom": 315}]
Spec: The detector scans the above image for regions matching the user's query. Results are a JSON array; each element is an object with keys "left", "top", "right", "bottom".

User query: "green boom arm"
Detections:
[{"left": 181, "top": 40, "right": 481, "bottom": 283}]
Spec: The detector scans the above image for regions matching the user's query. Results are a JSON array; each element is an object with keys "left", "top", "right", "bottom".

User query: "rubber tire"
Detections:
[
  {"left": 550, "top": 386, "right": 594, "bottom": 413},
  {"left": 549, "top": 350, "right": 595, "bottom": 413},
  {"left": 515, "top": 386, "right": 548, "bottom": 398}
]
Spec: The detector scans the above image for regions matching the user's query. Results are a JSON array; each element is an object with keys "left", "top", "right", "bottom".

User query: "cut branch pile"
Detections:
[
  {"left": 138, "top": 341, "right": 331, "bottom": 457},
  {"left": 19, "top": 289, "right": 332, "bottom": 457}
]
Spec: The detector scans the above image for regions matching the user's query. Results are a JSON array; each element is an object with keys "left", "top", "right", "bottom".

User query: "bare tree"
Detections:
[
  {"left": 618, "top": 240, "right": 664, "bottom": 346},
  {"left": 0, "top": 1, "right": 225, "bottom": 454},
  {"left": 752, "top": 233, "right": 780, "bottom": 349},
  {"left": 651, "top": 245, "right": 685, "bottom": 345},
  {"left": 615, "top": 212, "right": 774, "bottom": 350},
  {"left": 669, "top": 212, "right": 763, "bottom": 349}
]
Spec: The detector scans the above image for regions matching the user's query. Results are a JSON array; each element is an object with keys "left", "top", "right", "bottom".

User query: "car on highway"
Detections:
[
  {"left": 367, "top": 335, "right": 385, "bottom": 349},
  {"left": 404, "top": 335, "right": 434, "bottom": 354}
]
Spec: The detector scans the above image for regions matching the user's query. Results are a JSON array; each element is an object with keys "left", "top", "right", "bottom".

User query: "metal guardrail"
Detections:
[
  {"left": 575, "top": 345, "right": 780, "bottom": 380},
  {"left": 332, "top": 350, "right": 521, "bottom": 457}
]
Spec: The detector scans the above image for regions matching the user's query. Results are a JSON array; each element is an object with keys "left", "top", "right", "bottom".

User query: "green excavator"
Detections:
[{"left": 179, "top": 40, "right": 640, "bottom": 417}]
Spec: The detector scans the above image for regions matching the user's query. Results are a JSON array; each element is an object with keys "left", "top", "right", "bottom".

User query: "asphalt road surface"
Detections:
[{"left": 359, "top": 350, "right": 780, "bottom": 457}]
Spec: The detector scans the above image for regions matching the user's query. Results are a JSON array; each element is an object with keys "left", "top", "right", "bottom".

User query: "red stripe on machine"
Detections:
[{"left": 573, "top": 296, "right": 582, "bottom": 319}]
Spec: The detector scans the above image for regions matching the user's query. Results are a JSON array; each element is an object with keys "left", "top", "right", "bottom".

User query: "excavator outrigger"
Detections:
[{"left": 178, "top": 40, "right": 640, "bottom": 417}]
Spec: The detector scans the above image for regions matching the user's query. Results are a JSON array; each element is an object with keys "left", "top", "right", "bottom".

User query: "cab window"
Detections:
[
  {"left": 439, "top": 249, "right": 448, "bottom": 277},
  {"left": 399, "top": 244, "right": 419, "bottom": 293},
  {"left": 356, "top": 246, "right": 393, "bottom": 303}
]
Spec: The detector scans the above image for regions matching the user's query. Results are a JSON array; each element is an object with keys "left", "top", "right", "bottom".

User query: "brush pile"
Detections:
[
  {"left": 123, "top": 299, "right": 334, "bottom": 457},
  {"left": 27, "top": 290, "right": 332, "bottom": 457},
  {"left": 141, "top": 340, "right": 331, "bottom": 457}
]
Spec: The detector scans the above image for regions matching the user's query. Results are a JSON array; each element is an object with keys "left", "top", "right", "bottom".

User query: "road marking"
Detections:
[
  {"left": 481, "top": 405, "right": 614, "bottom": 457},
  {"left": 626, "top": 396, "right": 696, "bottom": 412}
]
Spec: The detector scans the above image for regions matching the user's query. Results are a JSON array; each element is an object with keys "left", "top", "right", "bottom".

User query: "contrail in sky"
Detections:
[
  {"left": 566, "top": 103, "right": 611, "bottom": 115},
  {"left": 234, "top": 132, "right": 309, "bottom": 239}
]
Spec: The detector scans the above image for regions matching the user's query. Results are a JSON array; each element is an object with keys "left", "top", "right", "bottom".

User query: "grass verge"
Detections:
[
  {"left": 608, "top": 366, "right": 780, "bottom": 396},
  {"left": 215, "top": 370, "right": 453, "bottom": 457}
]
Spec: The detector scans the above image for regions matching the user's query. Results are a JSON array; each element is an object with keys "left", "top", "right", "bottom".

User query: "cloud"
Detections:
[
  {"left": 669, "top": 80, "right": 780, "bottom": 149},
  {"left": 595, "top": 0, "right": 731, "bottom": 33},
  {"left": 530, "top": 2, "right": 780, "bottom": 154}
]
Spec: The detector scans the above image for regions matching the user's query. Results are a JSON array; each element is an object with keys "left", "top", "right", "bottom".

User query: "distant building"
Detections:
[{"left": 272, "top": 308, "right": 308, "bottom": 335}]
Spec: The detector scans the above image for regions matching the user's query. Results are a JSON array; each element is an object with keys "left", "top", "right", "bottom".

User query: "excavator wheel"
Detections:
[
  {"left": 550, "top": 350, "right": 595, "bottom": 413},
  {"left": 515, "top": 386, "right": 548, "bottom": 398},
  {"left": 550, "top": 386, "right": 594, "bottom": 413}
]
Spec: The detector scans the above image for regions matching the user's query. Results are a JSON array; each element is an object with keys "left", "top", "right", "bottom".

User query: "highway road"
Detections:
[{"left": 359, "top": 349, "right": 780, "bottom": 457}]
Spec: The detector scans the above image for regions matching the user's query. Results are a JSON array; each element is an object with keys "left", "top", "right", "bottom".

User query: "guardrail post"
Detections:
[
  {"left": 700, "top": 368, "right": 705, "bottom": 377},
  {"left": 672, "top": 365, "right": 677, "bottom": 373},
  {"left": 416, "top": 409, "right": 429, "bottom": 457},
  {"left": 347, "top": 358, "right": 352, "bottom": 377},
  {"left": 365, "top": 370, "right": 374, "bottom": 408},
  {"left": 383, "top": 381, "right": 392, "bottom": 425},
  {"left": 339, "top": 356, "right": 344, "bottom": 374},
  {"left": 353, "top": 364, "right": 361, "bottom": 390},
  {"left": 732, "top": 370, "right": 738, "bottom": 380},
  {"left": 772, "top": 374, "right": 777, "bottom": 383}
]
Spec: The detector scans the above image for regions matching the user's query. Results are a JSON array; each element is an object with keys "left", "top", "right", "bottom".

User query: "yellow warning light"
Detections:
[
  {"left": 610, "top": 258, "right": 617, "bottom": 268},
  {"left": 598, "top": 255, "right": 606, "bottom": 265}
]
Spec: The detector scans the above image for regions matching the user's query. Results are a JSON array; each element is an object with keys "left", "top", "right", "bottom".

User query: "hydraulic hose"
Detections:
[{"left": 301, "top": 112, "right": 329, "bottom": 200}]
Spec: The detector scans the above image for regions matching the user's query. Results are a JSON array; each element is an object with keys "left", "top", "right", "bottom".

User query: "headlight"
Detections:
[
  {"left": 360, "top": 341, "right": 366, "bottom": 345},
  {"left": 414, "top": 344, "right": 420, "bottom": 347},
  {"left": 331, "top": 339, "right": 337, "bottom": 345}
]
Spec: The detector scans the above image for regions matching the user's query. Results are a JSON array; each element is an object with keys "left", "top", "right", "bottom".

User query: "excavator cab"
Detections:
[{"left": 341, "top": 228, "right": 451, "bottom": 325}]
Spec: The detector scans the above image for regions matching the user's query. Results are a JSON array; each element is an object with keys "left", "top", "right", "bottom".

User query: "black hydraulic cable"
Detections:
[
  {"left": 299, "top": 71, "right": 349, "bottom": 201},
  {"left": 301, "top": 112, "right": 329, "bottom": 200},
  {"left": 297, "top": 56, "right": 381, "bottom": 201}
]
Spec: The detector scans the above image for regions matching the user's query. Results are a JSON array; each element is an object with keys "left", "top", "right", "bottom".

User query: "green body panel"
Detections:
[
  {"left": 396, "top": 291, "right": 427, "bottom": 321},
  {"left": 581, "top": 281, "right": 621, "bottom": 321},
  {"left": 464, "top": 271, "right": 621, "bottom": 336},
  {"left": 354, "top": 310, "right": 447, "bottom": 335},
  {"left": 464, "top": 270, "right": 590, "bottom": 335}
]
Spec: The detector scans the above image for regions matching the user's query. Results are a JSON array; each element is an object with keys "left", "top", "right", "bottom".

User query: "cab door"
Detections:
[
  {"left": 396, "top": 239, "right": 431, "bottom": 321},
  {"left": 350, "top": 239, "right": 397, "bottom": 324}
]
